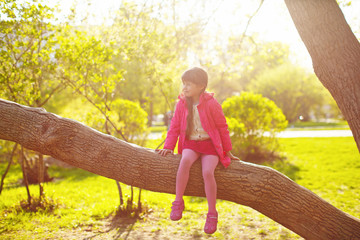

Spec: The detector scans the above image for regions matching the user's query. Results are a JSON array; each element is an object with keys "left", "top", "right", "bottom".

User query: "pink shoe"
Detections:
[
  {"left": 170, "top": 200, "right": 184, "bottom": 221},
  {"left": 204, "top": 212, "right": 218, "bottom": 234}
]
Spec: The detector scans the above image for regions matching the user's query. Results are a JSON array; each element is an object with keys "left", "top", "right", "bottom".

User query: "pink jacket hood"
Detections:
[{"left": 164, "top": 92, "right": 232, "bottom": 167}]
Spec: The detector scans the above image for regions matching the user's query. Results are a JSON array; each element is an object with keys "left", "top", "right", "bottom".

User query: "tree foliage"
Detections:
[
  {"left": 203, "top": 37, "right": 290, "bottom": 102},
  {"left": 0, "top": 0, "right": 63, "bottom": 106},
  {"left": 85, "top": 99, "right": 149, "bottom": 145},
  {"left": 56, "top": 25, "right": 123, "bottom": 110},
  {"left": 111, "top": 99, "right": 148, "bottom": 142},
  {"left": 0, "top": 0, "right": 66, "bottom": 202},
  {"left": 248, "top": 63, "right": 328, "bottom": 122},
  {"left": 106, "top": 1, "right": 190, "bottom": 120}
]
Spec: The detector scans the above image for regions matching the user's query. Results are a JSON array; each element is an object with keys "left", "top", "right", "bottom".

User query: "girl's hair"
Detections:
[{"left": 181, "top": 67, "right": 208, "bottom": 138}]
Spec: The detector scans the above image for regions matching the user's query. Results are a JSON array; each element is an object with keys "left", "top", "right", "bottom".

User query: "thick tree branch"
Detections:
[{"left": 0, "top": 99, "right": 359, "bottom": 239}]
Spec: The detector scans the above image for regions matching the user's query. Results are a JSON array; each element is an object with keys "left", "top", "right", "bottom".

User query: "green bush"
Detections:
[
  {"left": 222, "top": 92, "right": 288, "bottom": 162},
  {"left": 110, "top": 99, "right": 149, "bottom": 145},
  {"left": 83, "top": 99, "right": 149, "bottom": 145}
]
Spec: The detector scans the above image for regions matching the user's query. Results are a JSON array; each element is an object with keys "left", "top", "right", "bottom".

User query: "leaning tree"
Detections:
[
  {"left": 0, "top": 98, "right": 359, "bottom": 240},
  {"left": 284, "top": 0, "right": 360, "bottom": 150},
  {"left": 1, "top": 0, "right": 360, "bottom": 239}
]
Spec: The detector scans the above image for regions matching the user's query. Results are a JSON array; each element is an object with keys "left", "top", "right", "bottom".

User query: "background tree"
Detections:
[
  {"left": 0, "top": 0, "right": 63, "bottom": 107},
  {"left": 248, "top": 63, "right": 325, "bottom": 122},
  {"left": 0, "top": 0, "right": 64, "bottom": 202},
  {"left": 55, "top": 23, "right": 147, "bottom": 212},
  {"left": 284, "top": 0, "right": 360, "bottom": 151},
  {"left": 203, "top": 37, "right": 290, "bottom": 102},
  {"left": 107, "top": 1, "right": 189, "bottom": 123}
]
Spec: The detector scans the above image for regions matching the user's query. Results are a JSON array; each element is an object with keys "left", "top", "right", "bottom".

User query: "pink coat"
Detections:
[{"left": 164, "top": 92, "right": 232, "bottom": 168}]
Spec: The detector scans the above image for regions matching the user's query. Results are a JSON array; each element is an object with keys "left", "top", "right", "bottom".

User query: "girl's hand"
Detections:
[
  {"left": 156, "top": 148, "right": 174, "bottom": 156},
  {"left": 226, "top": 151, "right": 240, "bottom": 161}
]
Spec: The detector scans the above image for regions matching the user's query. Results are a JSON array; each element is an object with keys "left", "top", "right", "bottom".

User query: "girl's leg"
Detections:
[
  {"left": 201, "top": 154, "right": 219, "bottom": 214},
  {"left": 175, "top": 149, "right": 200, "bottom": 201}
]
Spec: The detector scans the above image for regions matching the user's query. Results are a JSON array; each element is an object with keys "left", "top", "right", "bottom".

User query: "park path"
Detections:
[
  {"left": 278, "top": 129, "right": 353, "bottom": 138},
  {"left": 148, "top": 129, "right": 353, "bottom": 140}
]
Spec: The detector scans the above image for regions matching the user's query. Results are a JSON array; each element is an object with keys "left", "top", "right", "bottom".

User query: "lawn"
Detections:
[
  {"left": 0, "top": 137, "right": 359, "bottom": 239},
  {"left": 276, "top": 137, "right": 360, "bottom": 218}
]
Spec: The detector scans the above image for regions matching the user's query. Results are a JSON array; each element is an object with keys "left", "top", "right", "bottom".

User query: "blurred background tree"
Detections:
[
  {"left": 0, "top": 0, "right": 65, "bottom": 203},
  {"left": 248, "top": 63, "right": 327, "bottom": 123}
]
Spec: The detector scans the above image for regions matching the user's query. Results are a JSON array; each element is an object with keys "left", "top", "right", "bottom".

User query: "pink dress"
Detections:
[{"left": 183, "top": 138, "right": 218, "bottom": 156}]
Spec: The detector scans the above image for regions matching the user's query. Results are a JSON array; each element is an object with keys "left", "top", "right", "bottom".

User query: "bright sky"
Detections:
[{"left": 49, "top": 0, "right": 360, "bottom": 70}]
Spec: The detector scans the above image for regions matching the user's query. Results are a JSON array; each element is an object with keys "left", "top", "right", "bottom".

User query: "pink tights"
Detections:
[{"left": 175, "top": 149, "right": 219, "bottom": 214}]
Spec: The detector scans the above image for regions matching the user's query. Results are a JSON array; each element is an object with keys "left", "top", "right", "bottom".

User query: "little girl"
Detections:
[{"left": 156, "top": 67, "right": 238, "bottom": 234}]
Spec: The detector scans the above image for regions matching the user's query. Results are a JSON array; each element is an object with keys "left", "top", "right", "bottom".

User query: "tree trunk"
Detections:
[
  {"left": 284, "top": 0, "right": 360, "bottom": 152},
  {"left": 20, "top": 145, "right": 31, "bottom": 205},
  {"left": 38, "top": 153, "right": 44, "bottom": 199},
  {"left": 0, "top": 99, "right": 359, "bottom": 239},
  {"left": 0, "top": 143, "right": 17, "bottom": 194},
  {"left": 116, "top": 181, "right": 124, "bottom": 206}
]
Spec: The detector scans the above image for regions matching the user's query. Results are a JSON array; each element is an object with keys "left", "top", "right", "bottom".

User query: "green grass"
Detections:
[
  {"left": 0, "top": 137, "right": 359, "bottom": 239},
  {"left": 275, "top": 137, "right": 360, "bottom": 218}
]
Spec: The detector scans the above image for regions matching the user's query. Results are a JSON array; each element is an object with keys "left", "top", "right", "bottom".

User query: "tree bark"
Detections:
[
  {"left": 284, "top": 0, "right": 360, "bottom": 151},
  {"left": 0, "top": 99, "right": 359, "bottom": 239}
]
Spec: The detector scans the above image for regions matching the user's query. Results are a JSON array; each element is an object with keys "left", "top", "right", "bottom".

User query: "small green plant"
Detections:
[
  {"left": 222, "top": 92, "right": 288, "bottom": 162},
  {"left": 115, "top": 197, "right": 152, "bottom": 219},
  {"left": 14, "top": 195, "right": 62, "bottom": 214}
]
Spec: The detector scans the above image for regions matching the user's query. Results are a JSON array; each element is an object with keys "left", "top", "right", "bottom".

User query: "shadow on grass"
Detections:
[
  {"left": 109, "top": 215, "right": 138, "bottom": 240},
  {"left": 84, "top": 214, "right": 138, "bottom": 240}
]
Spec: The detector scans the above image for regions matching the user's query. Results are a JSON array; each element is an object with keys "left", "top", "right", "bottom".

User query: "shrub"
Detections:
[
  {"left": 112, "top": 99, "right": 149, "bottom": 142},
  {"left": 222, "top": 92, "right": 288, "bottom": 162},
  {"left": 85, "top": 98, "right": 149, "bottom": 145}
]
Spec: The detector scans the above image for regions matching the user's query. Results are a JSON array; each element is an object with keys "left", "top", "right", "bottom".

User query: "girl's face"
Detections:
[{"left": 182, "top": 81, "right": 205, "bottom": 99}]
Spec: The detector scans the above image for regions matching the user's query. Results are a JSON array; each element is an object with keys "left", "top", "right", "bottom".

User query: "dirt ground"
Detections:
[
  {"left": 49, "top": 212, "right": 300, "bottom": 240},
  {"left": 54, "top": 214, "right": 207, "bottom": 240}
]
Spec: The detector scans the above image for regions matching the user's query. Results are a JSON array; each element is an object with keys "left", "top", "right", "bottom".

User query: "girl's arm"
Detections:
[
  {"left": 162, "top": 101, "right": 182, "bottom": 152},
  {"left": 210, "top": 99, "right": 232, "bottom": 152},
  {"left": 226, "top": 151, "right": 240, "bottom": 160},
  {"left": 211, "top": 101, "right": 240, "bottom": 161},
  {"left": 156, "top": 148, "right": 173, "bottom": 156}
]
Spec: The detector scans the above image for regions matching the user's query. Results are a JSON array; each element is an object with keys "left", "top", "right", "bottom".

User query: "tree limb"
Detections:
[{"left": 0, "top": 98, "right": 359, "bottom": 239}]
